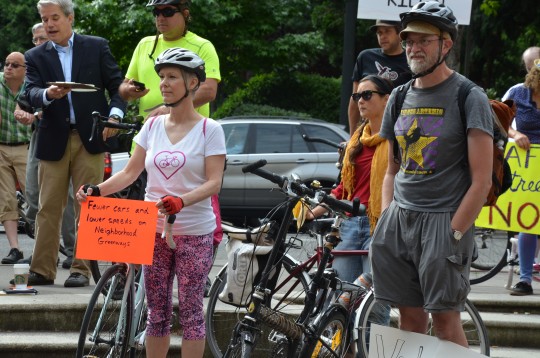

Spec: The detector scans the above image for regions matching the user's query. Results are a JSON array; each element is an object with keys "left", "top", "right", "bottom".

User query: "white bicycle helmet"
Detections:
[
  {"left": 154, "top": 47, "right": 206, "bottom": 82},
  {"left": 399, "top": 1, "right": 458, "bottom": 40}
]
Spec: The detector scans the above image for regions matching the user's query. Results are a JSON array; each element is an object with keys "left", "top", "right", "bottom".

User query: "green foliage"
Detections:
[
  {"left": 469, "top": 0, "right": 540, "bottom": 96},
  {"left": 75, "top": 0, "right": 154, "bottom": 71},
  {"left": 1, "top": 0, "right": 539, "bottom": 116},
  {"left": 0, "top": 0, "right": 39, "bottom": 54},
  {"left": 214, "top": 73, "right": 341, "bottom": 123}
]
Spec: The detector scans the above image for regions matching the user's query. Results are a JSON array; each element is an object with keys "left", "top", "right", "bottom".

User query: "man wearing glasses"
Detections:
[
  {"left": 118, "top": 0, "right": 223, "bottom": 297},
  {"left": 0, "top": 52, "right": 33, "bottom": 264},
  {"left": 18, "top": 22, "right": 77, "bottom": 271},
  {"left": 32, "top": 23, "right": 49, "bottom": 46},
  {"left": 370, "top": 1, "right": 493, "bottom": 348},
  {"left": 119, "top": 0, "right": 221, "bottom": 118},
  {"left": 348, "top": 19, "right": 411, "bottom": 136}
]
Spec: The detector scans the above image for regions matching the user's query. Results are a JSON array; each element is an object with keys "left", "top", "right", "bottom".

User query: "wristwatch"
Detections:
[
  {"left": 110, "top": 114, "right": 122, "bottom": 122},
  {"left": 453, "top": 229, "right": 464, "bottom": 241}
]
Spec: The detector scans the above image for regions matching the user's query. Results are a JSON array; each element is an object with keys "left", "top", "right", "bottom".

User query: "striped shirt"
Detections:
[{"left": 0, "top": 72, "right": 32, "bottom": 143}]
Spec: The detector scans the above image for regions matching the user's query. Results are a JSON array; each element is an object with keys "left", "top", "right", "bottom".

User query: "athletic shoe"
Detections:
[{"left": 510, "top": 281, "right": 533, "bottom": 296}]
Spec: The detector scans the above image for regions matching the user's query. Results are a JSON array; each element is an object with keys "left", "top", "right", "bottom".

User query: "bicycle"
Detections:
[
  {"left": 87, "top": 112, "right": 145, "bottom": 284},
  {"left": 206, "top": 168, "right": 490, "bottom": 357},
  {"left": 469, "top": 227, "right": 513, "bottom": 284},
  {"left": 76, "top": 214, "right": 176, "bottom": 358},
  {"left": 354, "top": 290, "right": 490, "bottom": 357},
  {"left": 206, "top": 159, "right": 364, "bottom": 357}
]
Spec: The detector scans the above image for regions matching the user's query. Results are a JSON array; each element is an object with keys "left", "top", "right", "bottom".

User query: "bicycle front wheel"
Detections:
[
  {"left": 299, "top": 304, "right": 349, "bottom": 358},
  {"left": 355, "top": 291, "right": 490, "bottom": 357},
  {"left": 470, "top": 228, "right": 511, "bottom": 284},
  {"left": 206, "top": 254, "right": 311, "bottom": 358},
  {"left": 76, "top": 264, "right": 133, "bottom": 358}
]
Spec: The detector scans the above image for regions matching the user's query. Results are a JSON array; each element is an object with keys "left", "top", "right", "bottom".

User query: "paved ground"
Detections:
[{"left": 1, "top": 226, "right": 539, "bottom": 357}]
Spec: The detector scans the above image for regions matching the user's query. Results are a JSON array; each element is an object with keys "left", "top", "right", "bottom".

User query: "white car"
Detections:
[{"left": 218, "top": 116, "right": 348, "bottom": 224}]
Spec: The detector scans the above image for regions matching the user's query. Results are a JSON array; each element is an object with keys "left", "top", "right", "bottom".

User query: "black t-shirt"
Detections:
[{"left": 351, "top": 48, "right": 411, "bottom": 86}]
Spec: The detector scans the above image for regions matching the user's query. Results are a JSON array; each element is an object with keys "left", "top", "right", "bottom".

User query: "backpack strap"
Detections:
[
  {"left": 457, "top": 78, "right": 477, "bottom": 131},
  {"left": 392, "top": 79, "right": 413, "bottom": 164}
]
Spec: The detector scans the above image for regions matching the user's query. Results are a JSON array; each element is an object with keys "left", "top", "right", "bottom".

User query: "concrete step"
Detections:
[
  {"left": 0, "top": 332, "right": 181, "bottom": 358},
  {"left": 1, "top": 296, "right": 540, "bottom": 349}
]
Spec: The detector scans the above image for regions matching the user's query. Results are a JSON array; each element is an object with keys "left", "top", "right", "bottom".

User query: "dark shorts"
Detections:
[{"left": 371, "top": 201, "right": 474, "bottom": 312}]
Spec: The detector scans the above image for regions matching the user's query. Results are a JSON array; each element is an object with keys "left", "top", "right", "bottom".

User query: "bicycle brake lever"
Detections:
[
  {"left": 162, "top": 214, "right": 176, "bottom": 249},
  {"left": 89, "top": 111, "right": 100, "bottom": 142}
]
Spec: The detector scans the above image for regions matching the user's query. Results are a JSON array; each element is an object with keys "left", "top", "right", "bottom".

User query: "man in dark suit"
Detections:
[{"left": 23, "top": 0, "right": 126, "bottom": 287}]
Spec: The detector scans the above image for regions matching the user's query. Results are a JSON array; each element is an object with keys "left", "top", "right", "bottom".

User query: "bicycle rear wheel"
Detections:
[
  {"left": 470, "top": 228, "right": 511, "bottom": 284},
  {"left": 205, "top": 254, "right": 310, "bottom": 357},
  {"left": 76, "top": 264, "right": 133, "bottom": 358},
  {"left": 355, "top": 291, "right": 490, "bottom": 357}
]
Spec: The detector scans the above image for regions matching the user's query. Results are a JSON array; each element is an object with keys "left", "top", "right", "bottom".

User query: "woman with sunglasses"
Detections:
[{"left": 307, "top": 75, "right": 394, "bottom": 284}]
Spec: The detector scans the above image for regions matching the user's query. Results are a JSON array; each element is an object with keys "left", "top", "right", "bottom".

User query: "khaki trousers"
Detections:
[
  {"left": 30, "top": 131, "right": 104, "bottom": 280},
  {"left": 0, "top": 143, "right": 28, "bottom": 221}
]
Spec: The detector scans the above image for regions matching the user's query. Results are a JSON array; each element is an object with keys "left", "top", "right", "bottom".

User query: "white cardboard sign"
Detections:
[
  {"left": 357, "top": 0, "right": 472, "bottom": 26},
  {"left": 368, "top": 324, "right": 488, "bottom": 358}
]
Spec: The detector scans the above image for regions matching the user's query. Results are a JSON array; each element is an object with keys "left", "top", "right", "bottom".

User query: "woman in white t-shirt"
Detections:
[{"left": 76, "top": 48, "right": 226, "bottom": 358}]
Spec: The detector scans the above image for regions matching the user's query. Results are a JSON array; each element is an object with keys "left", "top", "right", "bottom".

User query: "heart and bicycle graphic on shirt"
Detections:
[{"left": 154, "top": 151, "right": 186, "bottom": 179}]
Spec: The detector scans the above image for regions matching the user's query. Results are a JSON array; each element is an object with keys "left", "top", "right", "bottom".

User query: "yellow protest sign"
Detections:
[
  {"left": 476, "top": 143, "right": 540, "bottom": 234},
  {"left": 76, "top": 196, "right": 159, "bottom": 264}
]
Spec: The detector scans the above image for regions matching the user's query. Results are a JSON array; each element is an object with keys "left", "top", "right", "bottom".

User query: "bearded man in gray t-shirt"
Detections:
[{"left": 370, "top": 1, "right": 493, "bottom": 349}]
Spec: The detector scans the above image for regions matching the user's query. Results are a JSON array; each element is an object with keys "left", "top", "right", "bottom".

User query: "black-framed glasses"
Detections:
[
  {"left": 4, "top": 62, "right": 26, "bottom": 69},
  {"left": 32, "top": 36, "right": 48, "bottom": 44},
  {"left": 152, "top": 7, "right": 181, "bottom": 17},
  {"left": 351, "top": 90, "right": 385, "bottom": 102},
  {"left": 401, "top": 38, "right": 440, "bottom": 49}
]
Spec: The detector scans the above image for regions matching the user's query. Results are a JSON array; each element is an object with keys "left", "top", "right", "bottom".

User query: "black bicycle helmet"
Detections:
[
  {"left": 399, "top": 1, "right": 458, "bottom": 40},
  {"left": 146, "top": 0, "right": 190, "bottom": 7},
  {"left": 154, "top": 48, "right": 206, "bottom": 82}
]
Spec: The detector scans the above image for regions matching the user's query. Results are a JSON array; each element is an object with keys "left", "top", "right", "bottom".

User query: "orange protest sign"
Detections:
[{"left": 76, "top": 196, "right": 159, "bottom": 264}]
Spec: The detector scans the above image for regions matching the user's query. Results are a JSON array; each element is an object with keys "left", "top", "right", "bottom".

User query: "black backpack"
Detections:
[{"left": 391, "top": 78, "right": 513, "bottom": 206}]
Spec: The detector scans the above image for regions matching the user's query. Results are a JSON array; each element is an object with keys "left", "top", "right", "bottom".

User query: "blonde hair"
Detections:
[{"left": 524, "top": 62, "right": 540, "bottom": 93}]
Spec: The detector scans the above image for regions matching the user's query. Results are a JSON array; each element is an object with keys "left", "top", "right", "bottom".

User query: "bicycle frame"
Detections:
[
  {"left": 128, "top": 266, "right": 147, "bottom": 350},
  {"left": 224, "top": 198, "right": 305, "bottom": 356},
  {"left": 221, "top": 160, "right": 365, "bottom": 357}
]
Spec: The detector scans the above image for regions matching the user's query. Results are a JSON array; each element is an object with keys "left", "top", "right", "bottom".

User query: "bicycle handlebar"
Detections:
[
  {"left": 242, "top": 159, "right": 287, "bottom": 188},
  {"left": 242, "top": 159, "right": 365, "bottom": 216},
  {"left": 89, "top": 111, "right": 143, "bottom": 142},
  {"left": 318, "top": 193, "right": 362, "bottom": 216},
  {"left": 302, "top": 134, "right": 345, "bottom": 150}
]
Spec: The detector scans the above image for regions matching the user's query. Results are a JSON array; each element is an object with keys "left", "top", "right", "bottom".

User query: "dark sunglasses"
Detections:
[
  {"left": 4, "top": 62, "right": 26, "bottom": 69},
  {"left": 351, "top": 90, "right": 386, "bottom": 102},
  {"left": 152, "top": 7, "right": 181, "bottom": 17}
]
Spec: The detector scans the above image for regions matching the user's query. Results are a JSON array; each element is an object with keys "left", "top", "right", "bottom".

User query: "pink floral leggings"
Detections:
[{"left": 144, "top": 232, "right": 213, "bottom": 340}]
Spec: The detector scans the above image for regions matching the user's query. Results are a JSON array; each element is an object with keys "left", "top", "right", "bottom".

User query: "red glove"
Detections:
[{"left": 160, "top": 195, "right": 184, "bottom": 215}]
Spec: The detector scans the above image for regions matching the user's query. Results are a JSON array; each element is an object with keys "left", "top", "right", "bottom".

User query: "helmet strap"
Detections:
[
  {"left": 148, "top": 31, "right": 160, "bottom": 60},
  {"left": 164, "top": 80, "right": 190, "bottom": 108},
  {"left": 411, "top": 38, "right": 448, "bottom": 79}
]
